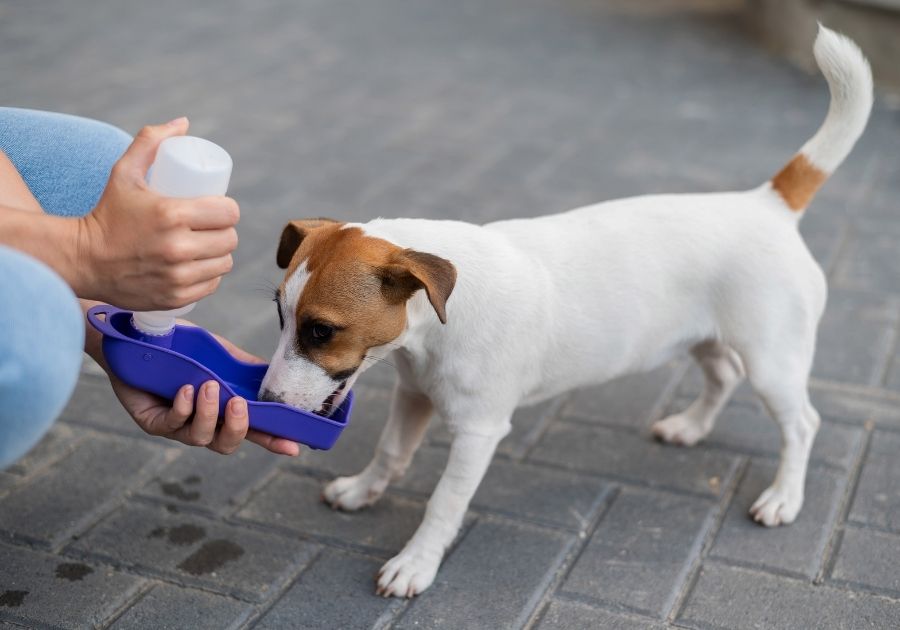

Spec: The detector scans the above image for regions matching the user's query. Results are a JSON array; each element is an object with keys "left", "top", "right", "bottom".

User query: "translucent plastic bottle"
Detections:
[{"left": 130, "top": 136, "right": 233, "bottom": 346}]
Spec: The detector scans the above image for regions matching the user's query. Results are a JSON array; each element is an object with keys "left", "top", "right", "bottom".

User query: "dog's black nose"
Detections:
[{"left": 258, "top": 389, "right": 285, "bottom": 404}]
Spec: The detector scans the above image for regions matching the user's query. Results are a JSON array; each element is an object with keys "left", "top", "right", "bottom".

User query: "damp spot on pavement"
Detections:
[
  {"left": 0, "top": 590, "right": 27, "bottom": 607},
  {"left": 147, "top": 524, "right": 206, "bottom": 546},
  {"left": 177, "top": 539, "right": 244, "bottom": 575},
  {"left": 55, "top": 562, "right": 94, "bottom": 581},
  {"left": 159, "top": 480, "right": 201, "bottom": 502}
]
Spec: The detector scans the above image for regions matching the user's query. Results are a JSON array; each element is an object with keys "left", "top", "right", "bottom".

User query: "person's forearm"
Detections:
[{"left": 0, "top": 206, "right": 94, "bottom": 297}]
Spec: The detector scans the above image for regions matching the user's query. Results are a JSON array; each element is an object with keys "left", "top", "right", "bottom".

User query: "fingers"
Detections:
[
  {"left": 153, "top": 384, "right": 194, "bottom": 435},
  {"left": 173, "top": 255, "right": 234, "bottom": 286},
  {"left": 176, "top": 381, "right": 220, "bottom": 447},
  {"left": 179, "top": 196, "right": 240, "bottom": 230},
  {"left": 207, "top": 397, "right": 249, "bottom": 454},
  {"left": 116, "top": 117, "right": 189, "bottom": 179},
  {"left": 246, "top": 430, "right": 301, "bottom": 456},
  {"left": 182, "top": 228, "right": 239, "bottom": 261}
]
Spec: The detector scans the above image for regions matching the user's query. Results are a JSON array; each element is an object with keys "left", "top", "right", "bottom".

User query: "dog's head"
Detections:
[{"left": 259, "top": 219, "right": 456, "bottom": 414}]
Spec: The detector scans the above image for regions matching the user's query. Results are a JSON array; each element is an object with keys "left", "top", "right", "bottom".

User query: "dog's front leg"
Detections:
[
  {"left": 376, "top": 424, "right": 509, "bottom": 598},
  {"left": 323, "top": 383, "right": 432, "bottom": 511}
]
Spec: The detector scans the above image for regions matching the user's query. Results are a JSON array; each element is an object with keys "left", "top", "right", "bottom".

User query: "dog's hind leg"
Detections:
[
  {"left": 652, "top": 340, "right": 744, "bottom": 446},
  {"left": 743, "top": 344, "right": 820, "bottom": 527},
  {"left": 322, "top": 383, "right": 432, "bottom": 511}
]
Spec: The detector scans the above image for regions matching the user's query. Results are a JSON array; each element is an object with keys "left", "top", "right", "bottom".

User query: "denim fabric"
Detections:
[
  {"left": 0, "top": 108, "right": 131, "bottom": 468},
  {"left": 0, "top": 246, "right": 85, "bottom": 468},
  {"left": 0, "top": 108, "right": 131, "bottom": 217}
]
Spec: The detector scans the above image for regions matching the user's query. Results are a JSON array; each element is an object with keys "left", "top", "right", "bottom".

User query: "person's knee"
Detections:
[{"left": 0, "top": 246, "right": 84, "bottom": 468}]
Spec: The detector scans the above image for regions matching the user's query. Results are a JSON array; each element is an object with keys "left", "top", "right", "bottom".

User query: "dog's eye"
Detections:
[
  {"left": 311, "top": 323, "right": 334, "bottom": 342},
  {"left": 273, "top": 297, "right": 284, "bottom": 330}
]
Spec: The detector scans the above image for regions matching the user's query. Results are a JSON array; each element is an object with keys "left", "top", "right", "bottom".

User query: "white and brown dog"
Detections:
[{"left": 260, "top": 26, "right": 872, "bottom": 597}]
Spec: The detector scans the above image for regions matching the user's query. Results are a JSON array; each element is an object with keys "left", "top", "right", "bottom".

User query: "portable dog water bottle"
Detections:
[{"left": 88, "top": 136, "right": 353, "bottom": 449}]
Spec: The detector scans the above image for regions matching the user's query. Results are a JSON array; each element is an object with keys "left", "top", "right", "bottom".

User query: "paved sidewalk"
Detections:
[{"left": 2, "top": 0, "right": 900, "bottom": 628}]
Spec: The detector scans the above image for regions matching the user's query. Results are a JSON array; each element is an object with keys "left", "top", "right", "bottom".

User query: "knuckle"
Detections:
[
  {"left": 166, "top": 266, "right": 189, "bottom": 287},
  {"left": 161, "top": 239, "right": 189, "bottom": 263},
  {"left": 137, "top": 125, "right": 157, "bottom": 139},
  {"left": 158, "top": 200, "right": 185, "bottom": 228},
  {"left": 109, "top": 161, "right": 127, "bottom": 180}
]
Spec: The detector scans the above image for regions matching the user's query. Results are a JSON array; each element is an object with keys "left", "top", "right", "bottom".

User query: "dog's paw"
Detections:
[
  {"left": 376, "top": 547, "right": 440, "bottom": 598},
  {"left": 651, "top": 413, "right": 710, "bottom": 447},
  {"left": 749, "top": 484, "right": 802, "bottom": 527},
  {"left": 321, "top": 475, "right": 384, "bottom": 512}
]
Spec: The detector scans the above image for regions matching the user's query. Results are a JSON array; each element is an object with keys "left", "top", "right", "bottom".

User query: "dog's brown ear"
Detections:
[
  {"left": 380, "top": 249, "right": 456, "bottom": 324},
  {"left": 277, "top": 218, "right": 339, "bottom": 269}
]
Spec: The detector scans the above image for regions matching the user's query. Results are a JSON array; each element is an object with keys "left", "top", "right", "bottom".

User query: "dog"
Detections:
[{"left": 259, "top": 26, "right": 872, "bottom": 597}]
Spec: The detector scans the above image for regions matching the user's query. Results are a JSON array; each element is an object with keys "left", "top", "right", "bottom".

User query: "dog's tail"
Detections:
[{"left": 770, "top": 24, "right": 873, "bottom": 214}]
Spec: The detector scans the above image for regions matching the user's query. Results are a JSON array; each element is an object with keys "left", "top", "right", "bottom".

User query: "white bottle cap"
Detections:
[
  {"left": 132, "top": 136, "right": 233, "bottom": 338},
  {"left": 147, "top": 136, "right": 233, "bottom": 198}
]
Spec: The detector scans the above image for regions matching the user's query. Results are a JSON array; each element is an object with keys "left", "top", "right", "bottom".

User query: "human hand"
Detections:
[
  {"left": 100, "top": 321, "right": 300, "bottom": 456},
  {"left": 77, "top": 118, "right": 239, "bottom": 310}
]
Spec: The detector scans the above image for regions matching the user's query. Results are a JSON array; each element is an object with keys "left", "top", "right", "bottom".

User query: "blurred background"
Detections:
[{"left": 2, "top": 0, "right": 897, "bottom": 361}]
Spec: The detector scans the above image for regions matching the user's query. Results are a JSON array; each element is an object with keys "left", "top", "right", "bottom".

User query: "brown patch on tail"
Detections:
[{"left": 771, "top": 154, "right": 828, "bottom": 211}]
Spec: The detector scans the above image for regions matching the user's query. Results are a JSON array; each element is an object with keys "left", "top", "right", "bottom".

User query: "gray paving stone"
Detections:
[
  {"left": 665, "top": 397, "right": 864, "bottom": 471},
  {"left": 137, "top": 444, "right": 279, "bottom": 514},
  {"left": 428, "top": 396, "right": 564, "bottom": 460},
  {"left": 235, "top": 471, "right": 427, "bottom": 556},
  {"left": 0, "top": 474, "right": 16, "bottom": 499},
  {"left": 109, "top": 583, "right": 251, "bottom": 630},
  {"left": 560, "top": 363, "right": 682, "bottom": 429},
  {"left": 395, "top": 520, "right": 572, "bottom": 630},
  {"left": 679, "top": 561, "right": 900, "bottom": 629},
  {"left": 395, "top": 446, "right": 611, "bottom": 531},
  {"left": 60, "top": 376, "right": 155, "bottom": 441},
  {"left": 834, "top": 226, "right": 900, "bottom": 294},
  {"left": 810, "top": 385, "right": 900, "bottom": 429},
  {"left": 537, "top": 599, "right": 667, "bottom": 630},
  {"left": 830, "top": 525, "right": 900, "bottom": 597},
  {"left": 848, "top": 431, "right": 900, "bottom": 533},
  {"left": 0, "top": 434, "right": 166, "bottom": 548},
  {"left": 811, "top": 288, "right": 900, "bottom": 387},
  {"left": 529, "top": 420, "right": 740, "bottom": 498},
  {"left": 561, "top": 487, "right": 715, "bottom": 618},
  {"left": 0, "top": 542, "right": 144, "bottom": 629},
  {"left": 3, "top": 423, "right": 84, "bottom": 479},
  {"left": 68, "top": 502, "right": 316, "bottom": 602},
  {"left": 710, "top": 460, "right": 847, "bottom": 579},
  {"left": 254, "top": 549, "right": 399, "bottom": 630}
]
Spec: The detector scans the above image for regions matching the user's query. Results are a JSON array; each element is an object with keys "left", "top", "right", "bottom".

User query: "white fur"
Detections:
[
  {"left": 271, "top": 26, "right": 872, "bottom": 597},
  {"left": 799, "top": 25, "right": 872, "bottom": 173}
]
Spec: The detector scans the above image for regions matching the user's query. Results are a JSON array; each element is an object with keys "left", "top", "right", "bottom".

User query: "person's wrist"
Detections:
[{"left": 69, "top": 213, "right": 103, "bottom": 301}]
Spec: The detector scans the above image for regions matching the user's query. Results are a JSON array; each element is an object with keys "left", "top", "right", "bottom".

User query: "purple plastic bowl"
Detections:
[{"left": 87, "top": 305, "right": 352, "bottom": 450}]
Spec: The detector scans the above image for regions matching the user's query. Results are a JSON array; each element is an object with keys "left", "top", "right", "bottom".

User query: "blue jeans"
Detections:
[{"left": 0, "top": 108, "right": 132, "bottom": 468}]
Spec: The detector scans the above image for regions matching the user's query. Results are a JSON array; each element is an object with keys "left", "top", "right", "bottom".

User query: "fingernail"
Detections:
[
  {"left": 204, "top": 381, "right": 219, "bottom": 402},
  {"left": 230, "top": 397, "right": 246, "bottom": 416},
  {"left": 166, "top": 116, "right": 188, "bottom": 126},
  {"left": 183, "top": 385, "right": 194, "bottom": 401}
]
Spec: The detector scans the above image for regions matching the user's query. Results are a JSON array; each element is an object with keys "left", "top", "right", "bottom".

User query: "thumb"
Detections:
[{"left": 117, "top": 117, "right": 190, "bottom": 180}]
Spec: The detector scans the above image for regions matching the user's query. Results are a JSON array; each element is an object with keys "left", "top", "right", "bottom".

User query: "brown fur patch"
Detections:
[
  {"left": 279, "top": 223, "right": 455, "bottom": 378},
  {"left": 772, "top": 154, "right": 827, "bottom": 211}
]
